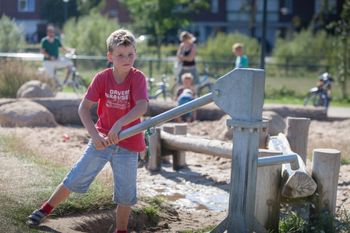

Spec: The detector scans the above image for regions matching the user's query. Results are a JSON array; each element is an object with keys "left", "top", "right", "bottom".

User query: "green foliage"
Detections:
[
  {"left": 279, "top": 212, "right": 308, "bottom": 233},
  {"left": 197, "top": 32, "right": 260, "bottom": 67},
  {"left": 122, "top": 0, "right": 208, "bottom": 41},
  {"left": 328, "top": 0, "right": 350, "bottom": 99},
  {"left": 0, "top": 60, "right": 52, "bottom": 98},
  {"left": 63, "top": 13, "right": 119, "bottom": 55},
  {"left": 273, "top": 29, "right": 333, "bottom": 68},
  {"left": 76, "top": 0, "right": 105, "bottom": 15},
  {"left": 0, "top": 15, "right": 25, "bottom": 52}
]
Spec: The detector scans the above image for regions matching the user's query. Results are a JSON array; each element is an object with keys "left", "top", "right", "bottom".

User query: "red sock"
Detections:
[
  {"left": 115, "top": 230, "right": 127, "bottom": 233},
  {"left": 40, "top": 201, "right": 54, "bottom": 215}
]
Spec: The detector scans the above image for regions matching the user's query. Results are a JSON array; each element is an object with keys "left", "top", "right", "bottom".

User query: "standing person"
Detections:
[
  {"left": 27, "top": 29, "right": 149, "bottom": 233},
  {"left": 176, "top": 31, "right": 199, "bottom": 86},
  {"left": 41, "top": 24, "right": 74, "bottom": 86},
  {"left": 232, "top": 42, "right": 249, "bottom": 68}
]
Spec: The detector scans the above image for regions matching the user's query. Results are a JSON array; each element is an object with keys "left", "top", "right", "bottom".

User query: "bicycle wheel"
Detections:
[
  {"left": 304, "top": 93, "right": 322, "bottom": 107},
  {"left": 72, "top": 75, "right": 87, "bottom": 94}
]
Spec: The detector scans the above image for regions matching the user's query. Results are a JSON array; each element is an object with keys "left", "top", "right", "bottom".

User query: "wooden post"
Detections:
[
  {"left": 147, "top": 127, "right": 161, "bottom": 171},
  {"left": 161, "top": 124, "right": 175, "bottom": 162},
  {"left": 173, "top": 123, "right": 187, "bottom": 170},
  {"left": 286, "top": 117, "right": 310, "bottom": 163},
  {"left": 255, "top": 150, "right": 281, "bottom": 231},
  {"left": 311, "top": 149, "right": 341, "bottom": 217}
]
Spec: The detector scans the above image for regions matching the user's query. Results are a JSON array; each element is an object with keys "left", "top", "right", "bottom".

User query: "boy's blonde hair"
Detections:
[
  {"left": 181, "top": 72, "right": 194, "bottom": 82},
  {"left": 232, "top": 43, "right": 243, "bottom": 51},
  {"left": 106, "top": 29, "right": 136, "bottom": 52}
]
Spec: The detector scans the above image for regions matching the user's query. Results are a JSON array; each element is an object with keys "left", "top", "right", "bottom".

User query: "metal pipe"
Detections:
[
  {"left": 119, "top": 93, "right": 214, "bottom": 140},
  {"left": 258, "top": 153, "right": 299, "bottom": 169}
]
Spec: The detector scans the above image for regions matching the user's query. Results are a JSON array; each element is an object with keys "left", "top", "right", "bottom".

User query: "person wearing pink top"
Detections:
[{"left": 27, "top": 29, "right": 148, "bottom": 233}]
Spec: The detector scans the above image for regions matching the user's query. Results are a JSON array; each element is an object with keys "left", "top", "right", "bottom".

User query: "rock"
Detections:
[
  {"left": 262, "top": 111, "right": 286, "bottom": 136},
  {"left": 0, "top": 100, "right": 57, "bottom": 127},
  {"left": 17, "top": 80, "right": 54, "bottom": 98}
]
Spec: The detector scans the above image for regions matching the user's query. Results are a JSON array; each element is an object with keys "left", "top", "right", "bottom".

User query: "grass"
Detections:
[
  {"left": 0, "top": 133, "right": 115, "bottom": 232},
  {"left": 178, "top": 225, "right": 215, "bottom": 233}
]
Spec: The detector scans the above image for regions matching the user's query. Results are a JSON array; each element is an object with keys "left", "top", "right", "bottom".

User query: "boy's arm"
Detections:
[
  {"left": 107, "top": 99, "right": 148, "bottom": 145},
  {"left": 78, "top": 98, "right": 108, "bottom": 149}
]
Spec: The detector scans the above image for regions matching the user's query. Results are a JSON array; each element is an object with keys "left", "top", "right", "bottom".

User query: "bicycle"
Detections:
[
  {"left": 304, "top": 72, "right": 333, "bottom": 111},
  {"left": 147, "top": 74, "right": 172, "bottom": 100},
  {"left": 196, "top": 65, "right": 214, "bottom": 96},
  {"left": 39, "top": 51, "right": 88, "bottom": 94},
  {"left": 62, "top": 51, "right": 88, "bottom": 94}
]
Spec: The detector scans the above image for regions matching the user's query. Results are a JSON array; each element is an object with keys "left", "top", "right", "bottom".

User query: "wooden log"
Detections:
[
  {"left": 147, "top": 127, "right": 161, "bottom": 171},
  {"left": 161, "top": 130, "right": 232, "bottom": 159},
  {"left": 286, "top": 117, "right": 311, "bottom": 163},
  {"left": 264, "top": 104, "right": 327, "bottom": 120},
  {"left": 173, "top": 124, "right": 187, "bottom": 170},
  {"left": 255, "top": 150, "right": 281, "bottom": 231},
  {"left": 268, "top": 133, "right": 317, "bottom": 198},
  {"left": 311, "top": 149, "right": 341, "bottom": 216}
]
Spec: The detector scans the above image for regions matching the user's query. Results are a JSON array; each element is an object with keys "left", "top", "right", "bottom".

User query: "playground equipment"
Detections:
[{"left": 117, "top": 68, "right": 327, "bottom": 232}]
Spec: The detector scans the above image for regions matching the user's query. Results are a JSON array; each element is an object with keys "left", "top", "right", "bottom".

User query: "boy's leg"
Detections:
[
  {"left": 26, "top": 183, "right": 71, "bottom": 226},
  {"left": 47, "top": 183, "right": 71, "bottom": 207},
  {"left": 111, "top": 146, "right": 138, "bottom": 232},
  {"left": 116, "top": 204, "right": 132, "bottom": 231},
  {"left": 27, "top": 142, "right": 109, "bottom": 226}
]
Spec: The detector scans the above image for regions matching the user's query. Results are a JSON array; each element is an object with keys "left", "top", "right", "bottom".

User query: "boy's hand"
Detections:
[
  {"left": 107, "top": 123, "right": 122, "bottom": 145},
  {"left": 92, "top": 134, "right": 108, "bottom": 150}
]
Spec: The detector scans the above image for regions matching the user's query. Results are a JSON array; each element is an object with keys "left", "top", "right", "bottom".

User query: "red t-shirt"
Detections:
[{"left": 85, "top": 67, "right": 148, "bottom": 152}]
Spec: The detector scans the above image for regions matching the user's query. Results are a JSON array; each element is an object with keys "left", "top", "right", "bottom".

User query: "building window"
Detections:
[
  {"left": 211, "top": 0, "right": 219, "bottom": 13},
  {"left": 18, "top": 0, "right": 35, "bottom": 12}
]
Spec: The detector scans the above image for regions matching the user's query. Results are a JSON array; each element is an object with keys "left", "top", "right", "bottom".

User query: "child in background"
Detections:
[
  {"left": 232, "top": 42, "right": 249, "bottom": 68},
  {"left": 26, "top": 29, "right": 148, "bottom": 233},
  {"left": 175, "top": 73, "right": 196, "bottom": 122}
]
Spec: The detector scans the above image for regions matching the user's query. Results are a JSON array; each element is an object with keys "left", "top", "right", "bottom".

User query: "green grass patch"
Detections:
[
  {"left": 341, "top": 158, "right": 350, "bottom": 165},
  {"left": 0, "top": 133, "right": 114, "bottom": 232}
]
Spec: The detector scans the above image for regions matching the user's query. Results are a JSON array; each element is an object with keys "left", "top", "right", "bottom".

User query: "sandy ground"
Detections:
[{"left": 1, "top": 116, "right": 350, "bottom": 232}]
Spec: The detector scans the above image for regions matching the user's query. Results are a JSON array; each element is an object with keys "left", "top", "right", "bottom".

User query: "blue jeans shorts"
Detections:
[{"left": 63, "top": 141, "right": 138, "bottom": 206}]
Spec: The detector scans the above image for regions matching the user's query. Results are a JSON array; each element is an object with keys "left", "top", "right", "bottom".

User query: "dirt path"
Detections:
[{"left": 1, "top": 117, "right": 350, "bottom": 232}]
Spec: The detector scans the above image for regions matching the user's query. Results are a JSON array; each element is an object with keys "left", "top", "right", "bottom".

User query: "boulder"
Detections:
[
  {"left": 0, "top": 100, "right": 57, "bottom": 127},
  {"left": 17, "top": 80, "right": 54, "bottom": 98}
]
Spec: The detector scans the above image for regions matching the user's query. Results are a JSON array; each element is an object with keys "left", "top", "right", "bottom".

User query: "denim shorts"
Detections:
[{"left": 63, "top": 141, "right": 138, "bottom": 206}]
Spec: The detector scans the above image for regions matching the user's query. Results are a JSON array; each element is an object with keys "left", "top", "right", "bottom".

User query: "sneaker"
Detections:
[{"left": 26, "top": 209, "right": 47, "bottom": 226}]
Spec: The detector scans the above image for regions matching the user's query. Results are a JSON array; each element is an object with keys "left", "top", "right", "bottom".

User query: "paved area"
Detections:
[{"left": 327, "top": 106, "right": 350, "bottom": 118}]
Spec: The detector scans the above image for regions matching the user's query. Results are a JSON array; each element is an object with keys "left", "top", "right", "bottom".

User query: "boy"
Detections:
[
  {"left": 27, "top": 29, "right": 148, "bottom": 233},
  {"left": 232, "top": 42, "right": 249, "bottom": 68}
]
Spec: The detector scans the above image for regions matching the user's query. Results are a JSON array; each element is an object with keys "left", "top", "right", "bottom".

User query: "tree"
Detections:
[
  {"left": 121, "top": 0, "right": 208, "bottom": 63},
  {"left": 63, "top": 13, "right": 119, "bottom": 55},
  {"left": 0, "top": 15, "right": 25, "bottom": 52},
  {"left": 328, "top": 0, "right": 350, "bottom": 99}
]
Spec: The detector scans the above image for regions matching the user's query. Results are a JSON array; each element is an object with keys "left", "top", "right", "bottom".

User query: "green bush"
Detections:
[
  {"left": 0, "top": 60, "right": 52, "bottom": 98},
  {"left": 0, "top": 15, "right": 25, "bottom": 52},
  {"left": 63, "top": 13, "right": 121, "bottom": 56},
  {"left": 272, "top": 29, "right": 334, "bottom": 69},
  {"left": 197, "top": 32, "right": 261, "bottom": 67}
]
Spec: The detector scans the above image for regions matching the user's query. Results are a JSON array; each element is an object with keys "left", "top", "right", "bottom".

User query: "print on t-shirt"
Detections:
[{"left": 105, "top": 89, "right": 130, "bottom": 110}]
